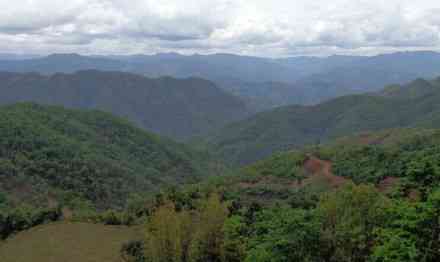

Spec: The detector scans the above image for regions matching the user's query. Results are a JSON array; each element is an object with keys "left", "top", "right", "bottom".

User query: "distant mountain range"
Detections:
[
  {"left": 0, "top": 70, "right": 250, "bottom": 140},
  {"left": 0, "top": 53, "right": 41, "bottom": 60},
  {"left": 3, "top": 51, "right": 440, "bottom": 111},
  {"left": 202, "top": 77, "right": 440, "bottom": 166}
]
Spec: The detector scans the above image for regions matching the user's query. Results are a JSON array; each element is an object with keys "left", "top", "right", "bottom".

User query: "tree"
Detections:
[
  {"left": 188, "top": 193, "right": 229, "bottom": 262},
  {"left": 370, "top": 190, "right": 440, "bottom": 262},
  {"left": 422, "top": 189, "right": 440, "bottom": 261},
  {"left": 143, "top": 193, "right": 228, "bottom": 262},
  {"left": 245, "top": 208, "right": 320, "bottom": 262},
  {"left": 405, "top": 155, "right": 439, "bottom": 199},
  {"left": 144, "top": 202, "right": 192, "bottom": 262},
  {"left": 371, "top": 228, "right": 419, "bottom": 262},
  {"left": 222, "top": 215, "right": 247, "bottom": 262},
  {"left": 318, "top": 184, "right": 390, "bottom": 262}
]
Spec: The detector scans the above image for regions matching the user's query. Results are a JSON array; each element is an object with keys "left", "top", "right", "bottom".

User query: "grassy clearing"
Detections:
[{"left": 0, "top": 222, "right": 141, "bottom": 262}]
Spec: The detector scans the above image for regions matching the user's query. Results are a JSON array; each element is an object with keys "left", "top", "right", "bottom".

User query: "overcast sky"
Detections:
[{"left": 1, "top": 0, "right": 440, "bottom": 57}]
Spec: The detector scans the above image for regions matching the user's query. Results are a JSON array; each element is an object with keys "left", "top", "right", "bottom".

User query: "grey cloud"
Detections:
[{"left": 0, "top": 0, "right": 440, "bottom": 56}]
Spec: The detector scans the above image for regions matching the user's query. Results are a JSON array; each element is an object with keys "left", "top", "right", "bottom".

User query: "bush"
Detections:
[
  {"left": 0, "top": 206, "right": 62, "bottom": 239},
  {"left": 121, "top": 240, "right": 145, "bottom": 262}
]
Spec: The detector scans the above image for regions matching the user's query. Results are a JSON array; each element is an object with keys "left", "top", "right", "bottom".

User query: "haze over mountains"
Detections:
[
  {"left": 3, "top": 51, "right": 440, "bottom": 112},
  {"left": 0, "top": 70, "right": 249, "bottom": 140}
]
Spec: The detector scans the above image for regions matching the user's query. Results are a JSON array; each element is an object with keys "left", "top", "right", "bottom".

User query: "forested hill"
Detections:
[
  {"left": 210, "top": 128, "right": 440, "bottom": 207},
  {"left": 203, "top": 77, "right": 440, "bottom": 166},
  {"left": 185, "top": 128, "right": 440, "bottom": 262},
  {"left": 0, "top": 103, "right": 222, "bottom": 209},
  {"left": 0, "top": 70, "right": 250, "bottom": 140}
]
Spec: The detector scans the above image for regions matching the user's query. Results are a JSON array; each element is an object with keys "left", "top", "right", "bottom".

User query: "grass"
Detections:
[{"left": 0, "top": 222, "right": 142, "bottom": 262}]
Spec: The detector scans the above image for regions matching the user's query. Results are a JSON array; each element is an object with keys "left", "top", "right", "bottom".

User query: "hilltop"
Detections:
[{"left": 203, "top": 77, "right": 440, "bottom": 165}]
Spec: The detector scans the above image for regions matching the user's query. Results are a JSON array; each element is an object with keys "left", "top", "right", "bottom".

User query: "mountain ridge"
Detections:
[
  {"left": 202, "top": 77, "right": 440, "bottom": 165},
  {"left": 3, "top": 51, "right": 440, "bottom": 110},
  {"left": 0, "top": 70, "right": 251, "bottom": 140}
]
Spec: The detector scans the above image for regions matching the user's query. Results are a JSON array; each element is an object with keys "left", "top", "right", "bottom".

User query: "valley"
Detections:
[
  {"left": 4, "top": 1, "right": 440, "bottom": 260},
  {"left": 1, "top": 52, "right": 440, "bottom": 262}
]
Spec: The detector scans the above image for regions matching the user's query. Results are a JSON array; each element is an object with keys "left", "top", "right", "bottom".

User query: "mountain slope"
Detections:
[
  {"left": 203, "top": 77, "right": 440, "bottom": 165},
  {"left": 211, "top": 128, "right": 440, "bottom": 206},
  {"left": 0, "top": 103, "right": 221, "bottom": 209},
  {"left": 0, "top": 70, "right": 250, "bottom": 140},
  {"left": 215, "top": 80, "right": 309, "bottom": 111}
]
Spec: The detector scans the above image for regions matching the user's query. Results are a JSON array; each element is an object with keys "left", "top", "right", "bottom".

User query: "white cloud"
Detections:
[{"left": 0, "top": 0, "right": 440, "bottom": 56}]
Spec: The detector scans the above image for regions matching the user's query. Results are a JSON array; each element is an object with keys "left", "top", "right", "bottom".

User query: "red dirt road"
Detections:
[{"left": 303, "top": 156, "right": 347, "bottom": 188}]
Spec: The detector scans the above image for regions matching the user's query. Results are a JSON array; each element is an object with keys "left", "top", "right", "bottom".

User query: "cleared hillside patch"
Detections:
[{"left": 0, "top": 222, "right": 141, "bottom": 262}]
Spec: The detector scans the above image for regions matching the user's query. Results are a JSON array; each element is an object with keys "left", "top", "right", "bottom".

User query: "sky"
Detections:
[{"left": 1, "top": 0, "right": 440, "bottom": 57}]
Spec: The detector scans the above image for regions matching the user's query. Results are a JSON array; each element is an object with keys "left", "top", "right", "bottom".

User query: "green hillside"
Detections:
[
  {"left": 0, "top": 70, "right": 250, "bottom": 140},
  {"left": 1, "top": 128, "right": 439, "bottom": 262},
  {"left": 199, "top": 128, "right": 437, "bottom": 206},
  {"left": 116, "top": 128, "right": 440, "bottom": 262},
  {"left": 2, "top": 74, "right": 440, "bottom": 262},
  {"left": 0, "top": 103, "right": 221, "bottom": 209},
  {"left": 203, "top": 77, "right": 440, "bottom": 166}
]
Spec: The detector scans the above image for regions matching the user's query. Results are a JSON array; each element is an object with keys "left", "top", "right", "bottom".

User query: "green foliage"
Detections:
[
  {"left": 144, "top": 202, "right": 190, "bottom": 262},
  {"left": 330, "top": 146, "right": 397, "bottom": 183},
  {"left": 318, "top": 184, "right": 390, "bottom": 262},
  {"left": 241, "top": 151, "right": 306, "bottom": 179},
  {"left": 222, "top": 216, "right": 247, "bottom": 262},
  {"left": 189, "top": 194, "right": 229, "bottom": 262},
  {"left": 370, "top": 190, "right": 440, "bottom": 262},
  {"left": 0, "top": 191, "right": 8, "bottom": 210},
  {"left": 121, "top": 240, "right": 146, "bottom": 262},
  {"left": 320, "top": 129, "right": 440, "bottom": 191},
  {"left": 371, "top": 228, "right": 419, "bottom": 262},
  {"left": 0, "top": 205, "right": 61, "bottom": 239},
  {"left": 0, "top": 103, "right": 218, "bottom": 209},
  {"left": 204, "top": 77, "right": 440, "bottom": 166},
  {"left": 143, "top": 193, "right": 229, "bottom": 262},
  {"left": 245, "top": 208, "right": 320, "bottom": 262},
  {"left": 2, "top": 91, "right": 440, "bottom": 262}
]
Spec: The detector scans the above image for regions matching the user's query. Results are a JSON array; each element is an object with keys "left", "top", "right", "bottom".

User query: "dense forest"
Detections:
[
  {"left": 4, "top": 0, "right": 440, "bottom": 259},
  {"left": 203, "top": 77, "right": 440, "bottom": 165},
  {"left": 112, "top": 128, "right": 440, "bottom": 262},
  {"left": 1, "top": 110, "right": 439, "bottom": 261},
  {"left": 0, "top": 103, "right": 221, "bottom": 211},
  {"left": 0, "top": 62, "right": 440, "bottom": 262}
]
